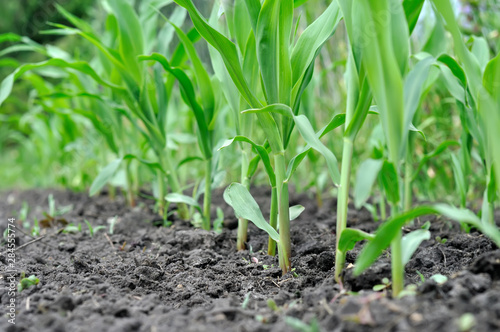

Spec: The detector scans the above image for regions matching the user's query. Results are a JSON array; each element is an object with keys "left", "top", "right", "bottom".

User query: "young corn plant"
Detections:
[
  {"left": 337, "top": 0, "right": 500, "bottom": 296},
  {"left": 174, "top": 0, "right": 342, "bottom": 273}
]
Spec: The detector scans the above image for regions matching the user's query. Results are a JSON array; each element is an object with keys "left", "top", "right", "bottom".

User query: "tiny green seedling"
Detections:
[
  {"left": 62, "top": 223, "right": 82, "bottom": 234},
  {"left": 107, "top": 216, "right": 118, "bottom": 235},
  {"left": 285, "top": 317, "right": 320, "bottom": 332},
  {"left": 435, "top": 236, "right": 447, "bottom": 244},
  {"left": 416, "top": 270, "right": 426, "bottom": 284},
  {"left": 457, "top": 313, "right": 476, "bottom": 332},
  {"left": 84, "top": 219, "right": 105, "bottom": 238},
  {"left": 430, "top": 274, "right": 448, "bottom": 284},
  {"left": 373, "top": 277, "right": 391, "bottom": 292},
  {"left": 213, "top": 207, "right": 224, "bottom": 234},
  {"left": 17, "top": 273, "right": 39, "bottom": 292},
  {"left": 241, "top": 292, "right": 251, "bottom": 310}
]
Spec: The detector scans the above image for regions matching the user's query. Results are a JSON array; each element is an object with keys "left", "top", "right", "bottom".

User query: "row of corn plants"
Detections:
[{"left": 1, "top": 0, "right": 500, "bottom": 296}]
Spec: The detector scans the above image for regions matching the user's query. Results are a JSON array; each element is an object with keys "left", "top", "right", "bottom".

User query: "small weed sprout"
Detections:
[{"left": 17, "top": 273, "right": 39, "bottom": 293}]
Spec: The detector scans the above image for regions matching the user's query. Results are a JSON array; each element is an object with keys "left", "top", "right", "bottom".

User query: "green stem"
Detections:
[
  {"left": 274, "top": 152, "right": 291, "bottom": 274},
  {"left": 334, "top": 138, "right": 354, "bottom": 282},
  {"left": 237, "top": 150, "right": 250, "bottom": 250},
  {"left": 125, "top": 161, "right": 136, "bottom": 207},
  {"left": 391, "top": 228, "right": 404, "bottom": 296},
  {"left": 404, "top": 147, "right": 413, "bottom": 213},
  {"left": 390, "top": 203, "right": 403, "bottom": 296},
  {"left": 268, "top": 186, "right": 278, "bottom": 256},
  {"left": 379, "top": 196, "right": 386, "bottom": 220},
  {"left": 202, "top": 158, "right": 212, "bottom": 230},
  {"left": 161, "top": 152, "right": 190, "bottom": 220},
  {"left": 108, "top": 184, "right": 116, "bottom": 201},
  {"left": 156, "top": 168, "right": 165, "bottom": 216}
]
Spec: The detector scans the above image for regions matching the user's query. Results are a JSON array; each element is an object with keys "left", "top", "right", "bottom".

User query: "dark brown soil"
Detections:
[{"left": 0, "top": 188, "right": 499, "bottom": 332}]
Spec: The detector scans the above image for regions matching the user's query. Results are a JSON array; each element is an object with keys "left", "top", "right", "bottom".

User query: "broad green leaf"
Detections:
[
  {"left": 354, "top": 159, "right": 384, "bottom": 209},
  {"left": 344, "top": 78, "right": 372, "bottom": 140},
  {"left": 286, "top": 113, "right": 345, "bottom": 181},
  {"left": 422, "top": 18, "right": 446, "bottom": 56},
  {"left": 355, "top": 203, "right": 500, "bottom": 276},
  {"left": 471, "top": 37, "right": 489, "bottom": 72},
  {"left": 173, "top": 0, "right": 261, "bottom": 108},
  {"left": 244, "top": 0, "right": 262, "bottom": 33},
  {"left": 289, "top": 205, "right": 305, "bottom": 221},
  {"left": 107, "top": 0, "right": 144, "bottom": 83},
  {"left": 224, "top": 183, "right": 280, "bottom": 243},
  {"left": 165, "top": 193, "right": 201, "bottom": 213},
  {"left": 380, "top": 161, "right": 400, "bottom": 205},
  {"left": 90, "top": 158, "right": 123, "bottom": 196},
  {"left": 404, "top": 56, "right": 434, "bottom": 136},
  {"left": 481, "top": 53, "right": 500, "bottom": 192},
  {"left": 294, "top": 114, "right": 341, "bottom": 184},
  {"left": 403, "top": 0, "right": 425, "bottom": 34},
  {"left": 354, "top": 0, "right": 405, "bottom": 163},
  {"left": 438, "top": 63, "right": 466, "bottom": 104},
  {"left": 338, "top": 228, "right": 375, "bottom": 252},
  {"left": 401, "top": 229, "right": 430, "bottom": 265},
  {"left": 437, "top": 54, "right": 467, "bottom": 87},
  {"left": 291, "top": 1, "right": 341, "bottom": 87},
  {"left": 354, "top": 206, "right": 436, "bottom": 275},
  {"left": 256, "top": 0, "right": 292, "bottom": 104},
  {"left": 0, "top": 32, "right": 22, "bottom": 44}
]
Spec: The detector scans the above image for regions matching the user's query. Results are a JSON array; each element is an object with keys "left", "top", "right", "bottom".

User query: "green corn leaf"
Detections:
[
  {"left": 401, "top": 229, "right": 430, "bottom": 265},
  {"left": 293, "top": 0, "right": 310, "bottom": 7},
  {"left": 338, "top": 228, "right": 375, "bottom": 252},
  {"left": 451, "top": 153, "right": 467, "bottom": 207},
  {"left": 0, "top": 32, "right": 22, "bottom": 44},
  {"left": 354, "top": 159, "right": 384, "bottom": 209},
  {"left": 353, "top": 206, "right": 435, "bottom": 275},
  {"left": 289, "top": 205, "right": 305, "bottom": 221},
  {"left": 229, "top": 0, "right": 253, "bottom": 55},
  {"left": 256, "top": 0, "right": 292, "bottom": 104},
  {"left": 291, "top": 1, "right": 341, "bottom": 88},
  {"left": 218, "top": 136, "right": 276, "bottom": 187},
  {"left": 107, "top": 0, "right": 144, "bottom": 84},
  {"left": 411, "top": 140, "right": 460, "bottom": 181},
  {"left": 224, "top": 183, "right": 280, "bottom": 243},
  {"left": 354, "top": 204, "right": 500, "bottom": 276},
  {"left": 173, "top": 0, "right": 261, "bottom": 108},
  {"left": 423, "top": 18, "right": 446, "bottom": 56},
  {"left": 354, "top": 0, "right": 405, "bottom": 163},
  {"left": 244, "top": 0, "right": 262, "bottom": 33},
  {"left": 438, "top": 63, "right": 466, "bottom": 104},
  {"left": 344, "top": 78, "right": 372, "bottom": 140},
  {"left": 165, "top": 193, "right": 202, "bottom": 213},
  {"left": 404, "top": 55, "right": 434, "bottom": 136},
  {"left": 437, "top": 54, "right": 467, "bottom": 87},
  {"left": 482, "top": 53, "right": 500, "bottom": 191},
  {"left": 471, "top": 37, "right": 489, "bottom": 72},
  {"left": 251, "top": 104, "right": 340, "bottom": 184},
  {"left": 168, "top": 20, "right": 215, "bottom": 123},
  {"left": 294, "top": 114, "right": 341, "bottom": 185},
  {"left": 90, "top": 158, "right": 123, "bottom": 196},
  {"left": 0, "top": 59, "right": 125, "bottom": 107},
  {"left": 139, "top": 53, "right": 212, "bottom": 159},
  {"left": 285, "top": 113, "right": 345, "bottom": 181},
  {"left": 380, "top": 161, "right": 400, "bottom": 205},
  {"left": 403, "top": 0, "right": 425, "bottom": 34}
]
